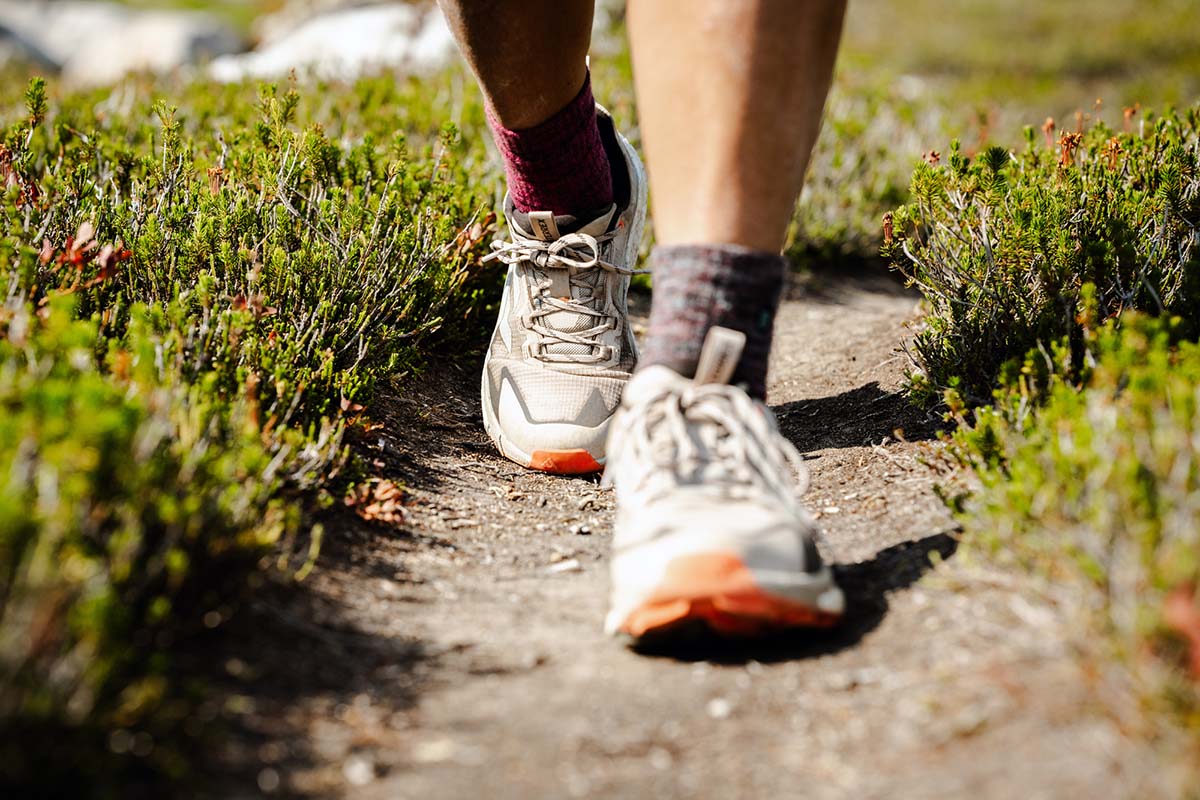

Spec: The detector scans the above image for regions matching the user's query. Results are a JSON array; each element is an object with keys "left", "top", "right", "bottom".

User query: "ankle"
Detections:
[
  {"left": 487, "top": 71, "right": 615, "bottom": 216},
  {"left": 638, "top": 244, "right": 786, "bottom": 399}
]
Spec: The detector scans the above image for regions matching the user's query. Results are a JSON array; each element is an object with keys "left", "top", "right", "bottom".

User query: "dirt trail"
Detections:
[{"left": 214, "top": 273, "right": 1152, "bottom": 799}]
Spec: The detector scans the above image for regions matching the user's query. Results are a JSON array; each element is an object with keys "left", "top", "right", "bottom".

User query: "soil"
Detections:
[{"left": 209, "top": 272, "right": 1163, "bottom": 799}]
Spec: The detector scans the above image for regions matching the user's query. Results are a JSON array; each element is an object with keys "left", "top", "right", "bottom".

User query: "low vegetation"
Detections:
[
  {"left": 790, "top": 78, "right": 948, "bottom": 269},
  {"left": 942, "top": 311, "right": 1200, "bottom": 773},
  {"left": 0, "top": 72, "right": 496, "bottom": 791},
  {"left": 888, "top": 105, "right": 1200, "bottom": 404},
  {"left": 890, "top": 102, "right": 1200, "bottom": 774}
]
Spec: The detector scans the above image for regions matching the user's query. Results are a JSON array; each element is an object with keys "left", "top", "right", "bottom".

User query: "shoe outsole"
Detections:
[
  {"left": 529, "top": 449, "right": 604, "bottom": 475},
  {"left": 612, "top": 553, "right": 842, "bottom": 642}
]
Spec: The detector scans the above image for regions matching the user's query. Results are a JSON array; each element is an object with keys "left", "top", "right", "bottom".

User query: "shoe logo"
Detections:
[{"left": 529, "top": 211, "right": 560, "bottom": 241}]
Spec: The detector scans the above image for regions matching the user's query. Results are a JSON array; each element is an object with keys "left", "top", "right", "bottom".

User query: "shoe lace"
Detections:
[
  {"left": 605, "top": 381, "right": 810, "bottom": 505},
  {"left": 482, "top": 231, "right": 635, "bottom": 365}
]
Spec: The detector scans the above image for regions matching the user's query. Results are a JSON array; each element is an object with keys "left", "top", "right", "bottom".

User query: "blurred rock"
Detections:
[
  {"left": 0, "top": 0, "right": 242, "bottom": 86},
  {"left": 210, "top": 3, "right": 456, "bottom": 83},
  {"left": 251, "top": 0, "right": 373, "bottom": 44},
  {"left": 0, "top": 22, "right": 59, "bottom": 73}
]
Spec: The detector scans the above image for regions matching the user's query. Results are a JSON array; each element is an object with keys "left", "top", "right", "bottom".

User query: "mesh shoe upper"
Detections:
[{"left": 604, "top": 363, "right": 822, "bottom": 563}]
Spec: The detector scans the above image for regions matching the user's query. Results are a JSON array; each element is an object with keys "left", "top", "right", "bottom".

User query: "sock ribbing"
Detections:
[
  {"left": 639, "top": 245, "right": 787, "bottom": 399},
  {"left": 487, "top": 72, "right": 614, "bottom": 215}
]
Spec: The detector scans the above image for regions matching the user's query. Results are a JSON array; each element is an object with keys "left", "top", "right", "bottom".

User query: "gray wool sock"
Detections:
[{"left": 639, "top": 244, "right": 786, "bottom": 399}]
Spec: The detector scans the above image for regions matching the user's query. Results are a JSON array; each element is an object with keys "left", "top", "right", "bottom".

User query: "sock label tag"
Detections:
[
  {"left": 528, "top": 211, "right": 560, "bottom": 242},
  {"left": 694, "top": 327, "right": 746, "bottom": 386}
]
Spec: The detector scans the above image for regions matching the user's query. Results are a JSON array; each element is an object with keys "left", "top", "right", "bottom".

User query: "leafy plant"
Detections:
[
  {"left": 908, "top": 104, "right": 1200, "bottom": 782},
  {"left": 943, "top": 311, "right": 1200, "bottom": 773},
  {"left": 888, "top": 104, "right": 1200, "bottom": 405},
  {"left": 0, "top": 69, "right": 498, "bottom": 792}
]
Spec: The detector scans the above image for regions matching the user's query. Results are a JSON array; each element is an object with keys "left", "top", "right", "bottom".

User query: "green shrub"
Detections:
[
  {"left": 944, "top": 310, "right": 1200, "bottom": 762},
  {"left": 0, "top": 297, "right": 292, "bottom": 787},
  {"left": 888, "top": 104, "right": 1200, "bottom": 405},
  {"left": 0, "top": 70, "right": 497, "bottom": 791}
]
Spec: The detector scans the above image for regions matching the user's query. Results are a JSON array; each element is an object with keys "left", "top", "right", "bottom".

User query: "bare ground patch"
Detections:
[{"left": 206, "top": 273, "right": 1160, "bottom": 799}]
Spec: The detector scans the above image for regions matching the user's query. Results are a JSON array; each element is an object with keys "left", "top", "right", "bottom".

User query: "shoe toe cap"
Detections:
[{"left": 489, "top": 362, "right": 624, "bottom": 460}]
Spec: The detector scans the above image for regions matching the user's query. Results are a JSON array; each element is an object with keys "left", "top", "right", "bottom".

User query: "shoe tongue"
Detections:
[
  {"left": 509, "top": 204, "right": 617, "bottom": 241},
  {"left": 693, "top": 327, "right": 746, "bottom": 385},
  {"left": 509, "top": 204, "right": 619, "bottom": 359}
]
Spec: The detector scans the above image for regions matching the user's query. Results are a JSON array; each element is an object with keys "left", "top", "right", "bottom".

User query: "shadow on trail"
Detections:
[
  {"left": 633, "top": 530, "right": 960, "bottom": 664},
  {"left": 784, "top": 264, "right": 918, "bottom": 305},
  {"left": 198, "top": 516, "right": 433, "bottom": 793},
  {"left": 774, "top": 381, "right": 946, "bottom": 451}
]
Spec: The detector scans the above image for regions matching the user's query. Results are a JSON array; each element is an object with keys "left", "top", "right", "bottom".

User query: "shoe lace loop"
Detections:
[
  {"left": 483, "top": 231, "right": 638, "bottom": 364},
  {"left": 605, "top": 382, "right": 810, "bottom": 503}
]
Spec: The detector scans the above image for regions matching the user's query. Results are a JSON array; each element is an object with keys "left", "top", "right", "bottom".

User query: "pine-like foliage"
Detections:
[
  {"left": 0, "top": 72, "right": 497, "bottom": 791},
  {"left": 888, "top": 106, "right": 1200, "bottom": 405}
]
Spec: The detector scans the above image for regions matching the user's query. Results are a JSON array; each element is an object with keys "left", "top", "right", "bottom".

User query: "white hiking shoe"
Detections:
[
  {"left": 603, "top": 328, "right": 845, "bottom": 641},
  {"left": 481, "top": 106, "right": 647, "bottom": 474}
]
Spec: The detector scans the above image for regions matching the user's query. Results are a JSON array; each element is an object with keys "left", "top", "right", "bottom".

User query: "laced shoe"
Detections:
[
  {"left": 481, "top": 106, "right": 647, "bottom": 474},
  {"left": 603, "top": 328, "right": 845, "bottom": 641}
]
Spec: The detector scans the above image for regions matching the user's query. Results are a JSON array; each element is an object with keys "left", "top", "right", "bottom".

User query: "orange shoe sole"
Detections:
[
  {"left": 618, "top": 552, "right": 841, "bottom": 639},
  {"left": 528, "top": 449, "right": 603, "bottom": 475}
]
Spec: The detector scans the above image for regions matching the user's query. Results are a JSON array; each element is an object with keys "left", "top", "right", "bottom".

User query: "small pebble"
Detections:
[
  {"left": 706, "top": 697, "right": 733, "bottom": 720},
  {"left": 257, "top": 768, "right": 281, "bottom": 793},
  {"left": 412, "top": 738, "right": 458, "bottom": 764},
  {"left": 545, "top": 559, "right": 583, "bottom": 574},
  {"left": 343, "top": 755, "right": 376, "bottom": 786}
]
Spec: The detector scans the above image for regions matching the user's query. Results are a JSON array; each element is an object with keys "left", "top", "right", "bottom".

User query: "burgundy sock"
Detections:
[
  {"left": 639, "top": 245, "right": 787, "bottom": 400},
  {"left": 487, "top": 72, "right": 614, "bottom": 215}
]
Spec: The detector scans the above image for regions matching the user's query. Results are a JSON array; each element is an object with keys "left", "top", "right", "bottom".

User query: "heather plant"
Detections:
[
  {"left": 0, "top": 71, "right": 497, "bottom": 790},
  {"left": 906, "top": 104, "right": 1200, "bottom": 774},
  {"left": 0, "top": 298, "right": 294, "bottom": 786},
  {"left": 943, "top": 310, "right": 1200, "bottom": 773},
  {"left": 887, "top": 104, "right": 1200, "bottom": 405}
]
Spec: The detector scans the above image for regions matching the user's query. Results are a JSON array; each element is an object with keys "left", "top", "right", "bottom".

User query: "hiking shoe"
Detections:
[
  {"left": 603, "top": 327, "right": 844, "bottom": 641},
  {"left": 481, "top": 106, "right": 647, "bottom": 474}
]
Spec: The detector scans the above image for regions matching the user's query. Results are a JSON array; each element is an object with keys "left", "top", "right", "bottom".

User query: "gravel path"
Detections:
[{"left": 212, "top": 273, "right": 1158, "bottom": 799}]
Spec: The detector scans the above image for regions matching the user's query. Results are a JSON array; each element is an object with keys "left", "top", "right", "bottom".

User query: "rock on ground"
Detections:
[
  {"left": 209, "top": 3, "right": 456, "bottom": 83},
  {"left": 0, "top": 0, "right": 242, "bottom": 86}
]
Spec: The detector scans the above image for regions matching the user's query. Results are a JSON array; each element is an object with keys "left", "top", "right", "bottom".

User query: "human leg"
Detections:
[
  {"left": 629, "top": 0, "right": 846, "bottom": 396},
  {"left": 605, "top": 0, "right": 848, "bottom": 643},
  {"left": 437, "top": 0, "right": 613, "bottom": 214},
  {"left": 437, "top": 0, "right": 593, "bottom": 130},
  {"left": 628, "top": 0, "right": 845, "bottom": 251}
]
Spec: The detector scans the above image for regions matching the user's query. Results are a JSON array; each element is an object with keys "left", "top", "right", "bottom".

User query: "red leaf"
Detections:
[
  {"left": 344, "top": 480, "right": 407, "bottom": 525},
  {"left": 1163, "top": 584, "right": 1200, "bottom": 678}
]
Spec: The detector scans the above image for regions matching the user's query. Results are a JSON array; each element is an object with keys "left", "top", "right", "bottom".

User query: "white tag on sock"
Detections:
[
  {"left": 694, "top": 326, "right": 746, "bottom": 385},
  {"left": 528, "top": 211, "right": 560, "bottom": 242}
]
